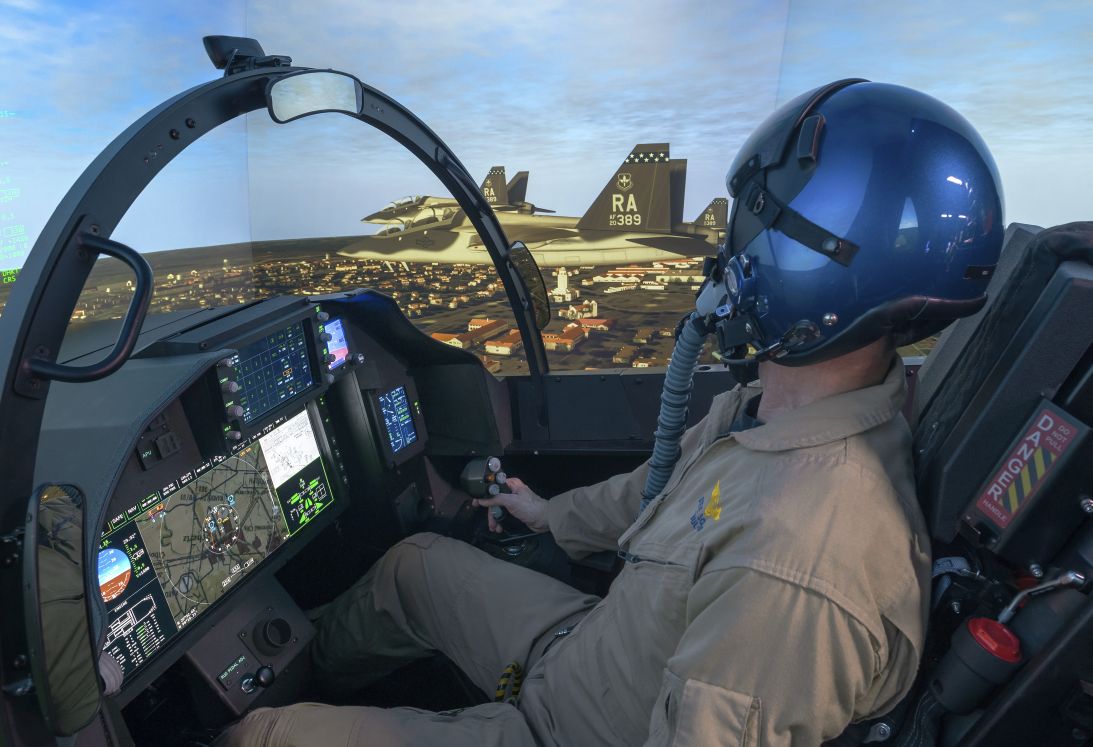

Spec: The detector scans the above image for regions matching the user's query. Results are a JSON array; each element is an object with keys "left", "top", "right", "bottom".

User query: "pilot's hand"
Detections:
[{"left": 472, "top": 477, "right": 549, "bottom": 534}]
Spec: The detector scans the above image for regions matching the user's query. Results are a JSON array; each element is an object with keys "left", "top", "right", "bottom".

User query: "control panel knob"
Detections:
[
  {"left": 226, "top": 405, "right": 244, "bottom": 418},
  {"left": 324, "top": 353, "right": 337, "bottom": 364},
  {"left": 221, "top": 380, "right": 241, "bottom": 394},
  {"left": 324, "top": 373, "right": 335, "bottom": 385},
  {"left": 255, "top": 666, "right": 275, "bottom": 689},
  {"left": 321, "top": 332, "right": 333, "bottom": 342},
  {"left": 316, "top": 311, "right": 330, "bottom": 322},
  {"left": 226, "top": 430, "right": 242, "bottom": 441},
  {"left": 486, "top": 456, "right": 502, "bottom": 473},
  {"left": 353, "top": 353, "right": 365, "bottom": 365}
]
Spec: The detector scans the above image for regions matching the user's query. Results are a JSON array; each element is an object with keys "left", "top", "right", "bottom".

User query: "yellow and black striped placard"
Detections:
[{"left": 972, "top": 403, "right": 1084, "bottom": 531}]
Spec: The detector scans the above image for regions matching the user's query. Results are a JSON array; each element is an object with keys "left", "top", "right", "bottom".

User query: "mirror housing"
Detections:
[
  {"left": 203, "top": 35, "right": 291, "bottom": 76},
  {"left": 24, "top": 485, "right": 102, "bottom": 735},
  {"left": 266, "top": 70, "right": 363, "bottom": 124}
]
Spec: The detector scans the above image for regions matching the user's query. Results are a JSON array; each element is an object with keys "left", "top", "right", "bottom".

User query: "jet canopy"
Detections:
[{"left": 384, "top": 196, "right": 424, "bottom": 210}]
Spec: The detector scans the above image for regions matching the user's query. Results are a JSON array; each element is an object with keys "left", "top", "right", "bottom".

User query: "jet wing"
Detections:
[{"left": 624, "top": 234, "right": 716, "bottom": 256}]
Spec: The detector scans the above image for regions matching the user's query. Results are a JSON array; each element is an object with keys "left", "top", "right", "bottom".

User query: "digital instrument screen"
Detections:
[
  {"left": 378, "top": 385, "right": 418, "bottom": 454},
  {"left": 225, "top": 322, "right": 314, "bottom": 424},
  {"left": 98, "top": 409, "right": 334, "bottom": 682},
  {"left": 325, "top": 318, "right": 350, "bottom": 370}
]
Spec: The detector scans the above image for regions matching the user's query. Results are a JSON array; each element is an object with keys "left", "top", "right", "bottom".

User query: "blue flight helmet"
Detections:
[{"left": 696, "top": 79, "right": 1005, "bottom": 366}]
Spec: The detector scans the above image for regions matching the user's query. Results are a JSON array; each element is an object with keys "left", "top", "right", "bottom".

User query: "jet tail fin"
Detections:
[
  {"left": 480, "top": 166, "right": 508, "bottom": 206},
  {"left": 506, "top": 171, "right": 529, "bottom": 204},
  {"left": 577, "top": 143, "right": 675, "bottom": 233},
  {"left": 695, "top": 198, "right": 729, "bottom": 229}
]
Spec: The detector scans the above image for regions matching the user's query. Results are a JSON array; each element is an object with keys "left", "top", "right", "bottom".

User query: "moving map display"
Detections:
[{"left": 97, "top": 409, "right": 333, "bottom": 682}]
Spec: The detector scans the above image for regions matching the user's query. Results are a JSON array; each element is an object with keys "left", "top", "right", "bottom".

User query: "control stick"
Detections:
[{"left": 461, "top": 456, "right": 510, "bottom": 525}]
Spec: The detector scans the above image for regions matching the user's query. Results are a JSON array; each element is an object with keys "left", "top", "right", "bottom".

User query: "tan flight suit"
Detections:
[{"left": 219, "top": 358, "right": 930, "bottom": 746}]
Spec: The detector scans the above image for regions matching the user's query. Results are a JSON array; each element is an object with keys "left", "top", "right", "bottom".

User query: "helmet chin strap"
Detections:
[{"left": 717, "top": 318, "right": 822, "bottom": 366}]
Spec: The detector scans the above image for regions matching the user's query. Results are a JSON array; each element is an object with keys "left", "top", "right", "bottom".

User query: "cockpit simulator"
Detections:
[{"left": 0, "top": 33, "right": 1090, "bottom": 747}]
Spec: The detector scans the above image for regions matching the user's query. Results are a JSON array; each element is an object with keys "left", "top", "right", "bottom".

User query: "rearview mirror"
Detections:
[
  {"left": 508, "top": 242, "right": 551, "bottom": 330},
  {"left": 25, "top": 485, "right": 102, "bottom": 735},
  {"left": 267, "top": 70, "right": 363, "bottom": 124}
]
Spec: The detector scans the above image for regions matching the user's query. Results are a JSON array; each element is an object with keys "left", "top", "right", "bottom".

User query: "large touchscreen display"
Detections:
[{"left": 98, "top": 409, "right": 333, "bottom": 682}]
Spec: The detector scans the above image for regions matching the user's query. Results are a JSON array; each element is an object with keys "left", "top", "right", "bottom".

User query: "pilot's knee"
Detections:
[
  {"left": 215, "top": 703, "right": 361, "bottom": 747},
  {"left": 213, "top": 706, "right": 281, "bottom": 747},
  {"left": 392, "top": 531, "right": 444, "bottom": 553},
  {"left": 373, "top": 532, "right": 447, "bottom": 590}
]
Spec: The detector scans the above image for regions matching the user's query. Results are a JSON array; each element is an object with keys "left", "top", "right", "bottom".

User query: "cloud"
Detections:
[
  {"left": 4, "top": 0, "right": 1090, "bottom": 263},
  {"left": 245, "top": 0, "right": 791, "bottom": 229},
  {"left": 0, "top": 0, "right": 40, "bottom": 10},
  {"left": 774, "top": 0, "right": 1093, "bottom": 225},
  {"left": 0, "top": 0, "right": 253, "bottom": 261}
]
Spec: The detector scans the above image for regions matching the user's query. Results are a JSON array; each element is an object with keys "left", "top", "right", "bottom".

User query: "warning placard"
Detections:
[{"left": 973, "top": 404, "right": 1082, "bottom": 530}]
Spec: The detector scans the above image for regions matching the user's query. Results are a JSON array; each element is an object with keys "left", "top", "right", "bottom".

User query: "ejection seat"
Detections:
[{"left": 852, "top": 221, "right": 1093, "bottom": 746}]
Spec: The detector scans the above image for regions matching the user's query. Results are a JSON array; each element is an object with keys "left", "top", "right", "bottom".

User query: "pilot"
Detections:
[{"left": 217, "top": 81, "right": 1005, "bottom": 746}]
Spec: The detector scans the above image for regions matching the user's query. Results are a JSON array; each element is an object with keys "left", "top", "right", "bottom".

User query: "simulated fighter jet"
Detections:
[
  {"left": 362, "top": 168, "right": 550, "bottom": 225},
  {"left": 340, "top": 143, "right": 728, "bottom": 267}
]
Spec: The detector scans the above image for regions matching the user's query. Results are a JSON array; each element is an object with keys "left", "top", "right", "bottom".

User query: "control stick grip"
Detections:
[
  {"left": 460, "top": 456, "right": 511, "bottom": 527},
  {"left": 488, "top": 480, "right": 512, "bottom": 525}
]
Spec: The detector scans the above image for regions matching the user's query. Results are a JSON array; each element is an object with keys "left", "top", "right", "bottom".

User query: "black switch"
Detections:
[{"left": 155, "top": 432, "right": 182, "bottom": 459}]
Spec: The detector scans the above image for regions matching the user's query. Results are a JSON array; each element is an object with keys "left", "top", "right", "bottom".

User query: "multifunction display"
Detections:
[
  {"left": 97, "top": 409, "right": 333, "bottom": 683},
  {"left": 224, "top": 322, "right": 314, "bottom": 425},
  {"left": 378, "top": 385, "right": 418, "bottom": 454},
  {"left": 325, "top": 318, "right": 350, "bottom": 370}
]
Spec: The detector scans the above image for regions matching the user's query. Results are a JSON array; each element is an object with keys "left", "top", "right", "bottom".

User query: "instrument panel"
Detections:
[
  {"left": 88, "top": 300, "right": 436, "bottom": 692},
  {"left": 37, "top": 290, "right": 502, "bottom": 703}
]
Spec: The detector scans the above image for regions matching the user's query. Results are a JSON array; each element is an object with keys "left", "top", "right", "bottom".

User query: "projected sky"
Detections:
[{"left": 0, "top": 0, "right": 1090, "bottom": 269}]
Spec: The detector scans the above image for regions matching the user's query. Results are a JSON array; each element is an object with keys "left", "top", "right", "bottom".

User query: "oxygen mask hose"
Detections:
[{"left": 640, "top": 312, "right": 709, "bottom": 513}]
